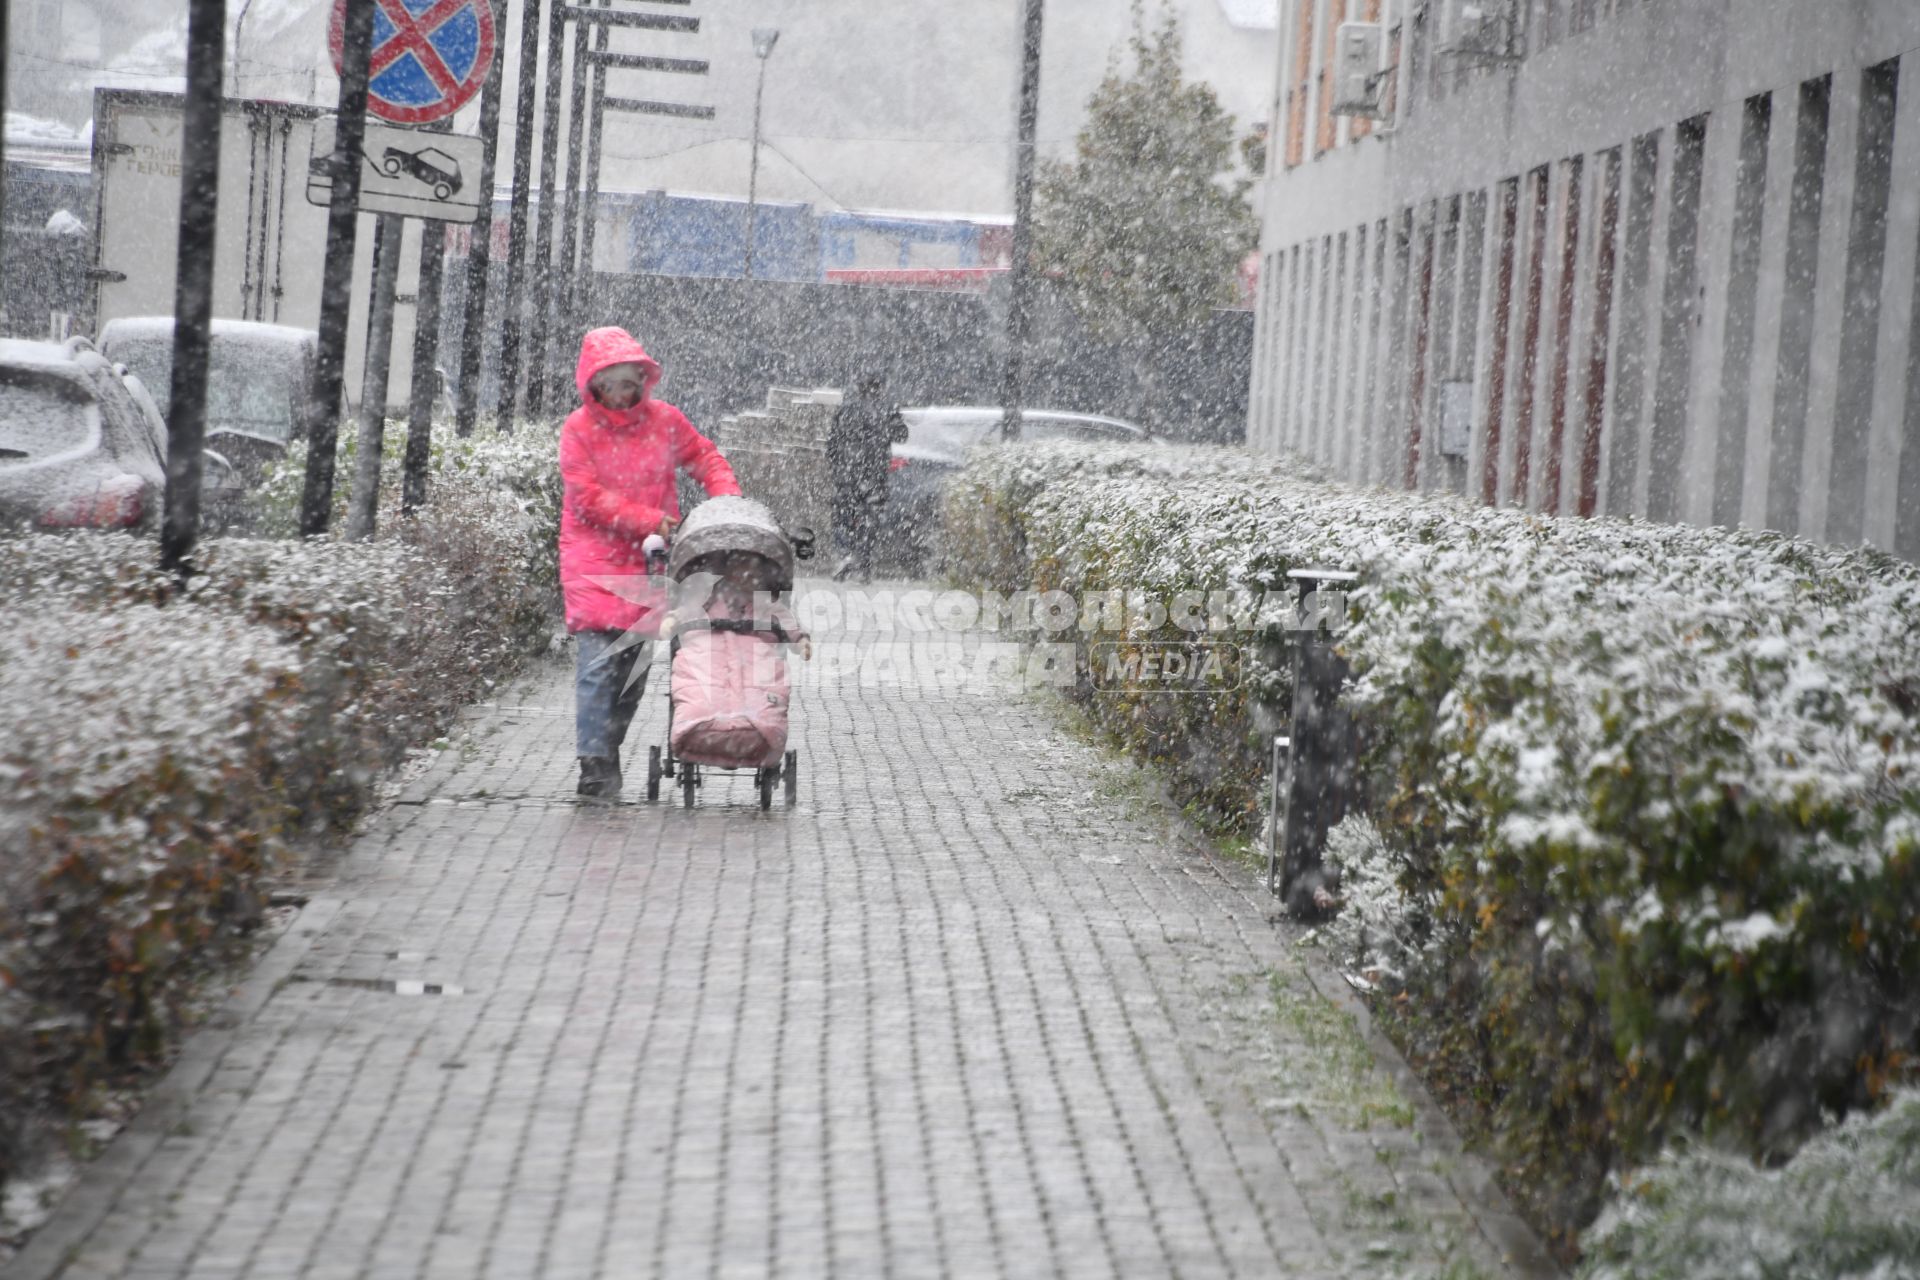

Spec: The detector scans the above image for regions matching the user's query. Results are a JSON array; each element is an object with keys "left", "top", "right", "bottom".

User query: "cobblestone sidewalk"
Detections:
[{"left": 5, "top": 624, "right": 1554, "bottom": 1280}]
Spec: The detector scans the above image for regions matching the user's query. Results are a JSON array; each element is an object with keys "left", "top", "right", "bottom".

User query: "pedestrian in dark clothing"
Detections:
[{"left": 827, "top": 374, "right": 907, "bottom": 582}]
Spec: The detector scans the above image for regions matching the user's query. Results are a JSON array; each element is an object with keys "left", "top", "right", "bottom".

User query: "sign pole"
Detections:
[
  {"left": 573, "top": 0, "right": 613, "bottom": 321},
  {"left": 554, "top": 0, "right": 598, "bottom": 399},
  {"left": 302, "top": 0, "right": 376, "bottom": 537},
  {"left": 404, "top": 219, "right": 447, "bottom": 513},
  {"left": 1, "top": 0, "right": 10, "bottom": 277},
  {"left": 496, "top": 0, "right": 545, "bottom": 433},
  {"left": 159, "top": 0, "right": 227, "bottom": 578},
  {"left": 346, "top": 213, "right": 404, "bottom": 539},
  {"left": 999, "top": 0, "right": 1045, "bottom": 444},
  {"left": 456, "top": 0, "right": 508, "bottom": 438},
  {"left": 525, "top": 0, "right": 568, "bottom": 416}
]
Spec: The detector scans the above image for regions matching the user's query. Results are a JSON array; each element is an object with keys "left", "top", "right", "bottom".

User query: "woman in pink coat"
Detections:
[{"left": 561, "top": 327, "right": 741, "bottom": 799}]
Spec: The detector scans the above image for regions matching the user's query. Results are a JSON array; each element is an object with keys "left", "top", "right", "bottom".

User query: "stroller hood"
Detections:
[{"left": 668, "top": 495, "right": 797, "bottom": 589}]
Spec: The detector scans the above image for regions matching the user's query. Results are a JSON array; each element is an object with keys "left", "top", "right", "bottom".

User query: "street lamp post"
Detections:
[
  {"left": 743, "top": 27, "right": 779, "bottom": 280},
  {"left": 1000, "top": 0, "right": 1045, "bottom": 441},
  {"left": 232, "top": 0, "right": 255, "bottom": 95}
]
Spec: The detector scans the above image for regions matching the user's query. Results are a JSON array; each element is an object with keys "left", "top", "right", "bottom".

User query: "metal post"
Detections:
[
  {"left": 159, "top": 0, "right": 226, "bottom": 578},
  {"left": 1000, "top": 0, "right": 1044, "bottom": 441},
  {"left": 553, "top": 0, "right": 596, "bottom": 396},
  {"left": 300, "top": 0, "right": 376, "bottom": 536},
  {"left": 1264, "top": 734, "right": 1291, "bottom": 897},
  {"left": 1274, "top": 568, "right": 1361, "bottom": 918},
  {"left": 744, "top": 28, "right": 779, "bottom": 280},
  {"left": 744, "top": 64, "right": 768, "bottom": 279},
  {"left": 2, "top": 0, "right": 14, "bottom": 328},
  {"left": 231, "top": 0, "right": 256, "bottom": 94},
  {"left": 573, "top": 24, "right": 711, "bottom": 321},
  {"left": 404, "top": 220, "right": 447, "bottom": 514},
  {"left": 455, "top": 0, "right": 508, "bottom": 438},
  {"left": 571, "top": 0, "right": 611, "bottom": 321},
  {"left": 525, "top": 0, "right": 567, "bottom": 415},
  {"left": 495, "top": 0, "right": 545, "bottom": 431},
  {"left": 346, "top": 214, "right": 403, "bottom": 540}
]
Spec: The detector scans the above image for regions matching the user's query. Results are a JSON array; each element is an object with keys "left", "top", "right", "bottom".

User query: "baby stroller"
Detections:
[{"left": 646, "top": 496, "right": 815, "bottom": 809}]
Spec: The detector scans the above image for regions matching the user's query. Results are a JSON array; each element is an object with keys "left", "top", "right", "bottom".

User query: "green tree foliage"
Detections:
[{"left": 1034, "top": 3, "right": 1258, "bottom": 348}]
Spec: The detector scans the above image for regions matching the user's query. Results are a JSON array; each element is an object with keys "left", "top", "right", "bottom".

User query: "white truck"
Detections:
[{"left": 88, "top": 87, "right": 436, "bottom": 414}]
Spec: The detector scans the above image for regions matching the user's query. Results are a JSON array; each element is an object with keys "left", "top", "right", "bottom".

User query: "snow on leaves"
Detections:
[{"left": 947, "top": 438, "right": 1920, "bottom": 1249}]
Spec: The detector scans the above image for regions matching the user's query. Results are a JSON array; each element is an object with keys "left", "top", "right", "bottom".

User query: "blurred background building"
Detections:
[
  {"left": 1247, "top": 0, "right": 1920, "bottom": 562},
  {"left": 7, "top": 0, "right": 1278, "bottom": 226}
]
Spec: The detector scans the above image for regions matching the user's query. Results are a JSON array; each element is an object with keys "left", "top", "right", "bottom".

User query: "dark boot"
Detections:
[{"left": 577, "top": 755, "right": 621, "bottom": 800}]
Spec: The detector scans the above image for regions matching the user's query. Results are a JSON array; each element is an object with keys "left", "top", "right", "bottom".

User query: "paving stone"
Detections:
[{"left": 5, "top": 624, "right": 1550, "bottom": 1279}]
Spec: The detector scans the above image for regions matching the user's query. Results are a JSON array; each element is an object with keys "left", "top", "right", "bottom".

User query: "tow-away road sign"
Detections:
[
  {"left": 331, "top": 0, "right": 498, "bottom": 125},
  {"left": 306, "top": 119, "right": 488, "bottom": 223}
]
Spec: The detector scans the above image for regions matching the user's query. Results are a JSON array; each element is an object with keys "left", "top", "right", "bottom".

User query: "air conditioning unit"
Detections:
[{"left": 1330, "top": 23, "right": 1388, "bottom": 118}]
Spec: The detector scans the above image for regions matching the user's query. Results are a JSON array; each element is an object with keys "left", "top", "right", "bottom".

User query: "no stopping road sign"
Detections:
[{"left": 331, "top": 0, "right": 498, "bottom": 125}]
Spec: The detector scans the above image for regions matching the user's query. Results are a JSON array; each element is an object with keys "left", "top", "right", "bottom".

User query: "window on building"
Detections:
[
  {"left": 1577, "top": 147, "right": 1623, "bottom": 518},
  {"left": 1606, "top": 132, "right": 1662, "bottom": 518},
  {"left": 1285, "top": 0, "right": 1316, "bottom": 168},
  {"left": 1827, "top": 59, "right": 1901, "bottom": 545},
  {"left": 1536, "top": 0, "right": 1563, "bottom": 49},
  {"left": 1644, "top": 116, "right": 1709, "bottom": 524},
  {"left": 1766, "top": 76, "right": 1833, "bottom": 534},
  {"left": 1712, "top": 94, "right": 1774, "bottom": 529},
  {"left": 1316, "top": 0, "right": 1344, "bottom": 156},
  {"left": 1483, "top": 177, "right": 1522, "bottom": 505}
]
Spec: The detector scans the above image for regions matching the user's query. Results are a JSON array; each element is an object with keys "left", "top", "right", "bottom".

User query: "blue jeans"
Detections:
[{"left": 574, "top": 630, "right": 653, "bottom": 760}]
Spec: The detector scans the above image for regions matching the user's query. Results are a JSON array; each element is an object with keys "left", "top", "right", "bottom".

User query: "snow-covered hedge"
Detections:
[
  {"left": 944, "top": 441, "right": 1920, "bottom": 1252},
  {"left": 0, "top": 428, "right": 556, "bottom": 1188},
  {"left": 248, "top": 418, "right": 565, "bottom": 605},
  {"left": 1578, "top": 1088, "right": 1920, "bottom": 1279}
]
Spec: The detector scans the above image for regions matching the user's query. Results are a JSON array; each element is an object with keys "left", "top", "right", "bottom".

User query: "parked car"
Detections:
[
  {"left": 0, "top": 337, "right": 171, "bottom": 531},
  {"left": 883, "top": 407, "right": 1154, "bottom": 575},
  {"left": 99, "top": 317, "right": 317, "bottom": 492}
]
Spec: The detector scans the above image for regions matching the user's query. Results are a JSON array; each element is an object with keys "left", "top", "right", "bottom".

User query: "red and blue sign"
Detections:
[{"left": 330, "top": 0, "right": 498, "bottom": 125}]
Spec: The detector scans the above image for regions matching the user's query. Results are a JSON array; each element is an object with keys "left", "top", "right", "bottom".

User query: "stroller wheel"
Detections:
[
  {"left": 681, "top": 764, "right": 697, "bottom": 808},
  {"left": 784, "top": 750, "right": 798, "bottom": 805},
  {"left": 646, "top": 747, "right": 662, "bottom": 801},
  {"left": 758, "top": 768, "right": 774, "bottom": 811}
]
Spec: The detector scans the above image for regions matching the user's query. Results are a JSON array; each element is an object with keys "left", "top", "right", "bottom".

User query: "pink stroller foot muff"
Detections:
[{"left": 669, "top": 625, "right": 791, "bottom": 767}]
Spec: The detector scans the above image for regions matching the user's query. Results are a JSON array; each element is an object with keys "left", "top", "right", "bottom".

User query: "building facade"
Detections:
[{"left": 1247, "top": 0, "right": 1920, "bottom": 561}]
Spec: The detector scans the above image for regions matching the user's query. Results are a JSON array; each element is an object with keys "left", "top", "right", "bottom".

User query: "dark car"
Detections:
[
  {"left": 0, "top": 337, "right": 171, "bottom": 531},
  {"left": 882, "top": 407, "right": 1153, "bottom": 575}
]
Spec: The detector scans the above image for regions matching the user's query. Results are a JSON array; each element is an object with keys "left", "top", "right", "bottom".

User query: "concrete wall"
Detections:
[{"left": 1248, "top": 0, "right": 1920, "bottom": 561}]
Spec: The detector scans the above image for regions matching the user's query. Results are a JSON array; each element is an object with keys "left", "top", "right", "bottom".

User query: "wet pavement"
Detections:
[{"left": 5, "top": 618, "right": 1553, "bottom": 1279}]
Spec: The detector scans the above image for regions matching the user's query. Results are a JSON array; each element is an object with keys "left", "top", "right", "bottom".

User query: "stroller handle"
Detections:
[{"left": 642, "top": 532, "right": 671, "bottom": 576}]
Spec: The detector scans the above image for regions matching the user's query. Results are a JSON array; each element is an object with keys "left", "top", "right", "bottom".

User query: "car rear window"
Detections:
[
  {"left": 902, "top": 411, "right": 1001, "bottom": 453},
  {"left": 0, "top": 369, "right": 96, "bottom": 464},
  {"left": 108, "top": 336, "right": 302, "bottom": 444},
  {"left": 1025, "top": 416, "right": 1145, "bottom": 443}
]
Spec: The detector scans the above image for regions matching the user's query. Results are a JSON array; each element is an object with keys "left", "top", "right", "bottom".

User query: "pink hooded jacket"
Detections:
[{"left": 559, "top": 328, "right": 741, "bottom": 635}]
